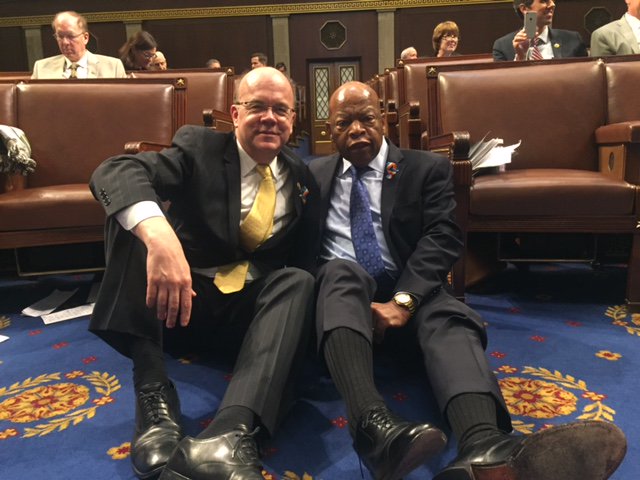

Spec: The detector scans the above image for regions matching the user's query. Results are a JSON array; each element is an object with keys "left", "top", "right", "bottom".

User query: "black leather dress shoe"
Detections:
[
  {"left": 354, "top": 406, "right": 447, "bottom": 480},
  {"left": 131, "top": 382, "right": 183, "bottom": 479},
  {"left": 434, "top": 420, "right": 627, "bottom": 480},
  {"left": 158, "top": 424, "right": 263, "bottom": 480}
]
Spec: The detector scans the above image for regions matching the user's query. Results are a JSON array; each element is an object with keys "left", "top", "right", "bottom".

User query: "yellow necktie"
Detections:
[
  {"left": 69, "top": 63, "right": 79, "bottom": 79},
  {"left": 214, "top": 165, "right": 276, "bottom": 293}
]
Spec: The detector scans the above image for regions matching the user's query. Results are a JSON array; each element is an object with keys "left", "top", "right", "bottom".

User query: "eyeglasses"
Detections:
[
  {"left": 141, "top": 51, "right": 157, "bottom": 60},
  {"left": 236, "top": 101, "right": 294, "bottom": 119},
  {"left": 53, "top": 32, "right": 86, "bottom": 42},
  {"left": 442, "top": 34, "right": 459, "bottom": 40}
]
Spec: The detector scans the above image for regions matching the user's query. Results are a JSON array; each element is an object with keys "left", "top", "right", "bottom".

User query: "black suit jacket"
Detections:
[
  {"left": 91, "top": 126, "right": 314, "bottom": 271},
  {"left": 303, "top": 140, "right": 462, "bottom": 303},
  {"left": 492, "top": 28, "right": 588, "bottom": 61}
]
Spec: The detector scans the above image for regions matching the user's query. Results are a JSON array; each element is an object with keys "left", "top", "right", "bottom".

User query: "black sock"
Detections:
[
  {"left": 446, "top": 393, "right": 502, "bottom": 451},
  {"left": 197, "top": 405, "right": 256, "bottom": 439},
  {"left": 323, "top": 328, "right": 385, "bottom": 435},
  {"left": 129, "top": 336, "right": 169, "bottom": 392}
]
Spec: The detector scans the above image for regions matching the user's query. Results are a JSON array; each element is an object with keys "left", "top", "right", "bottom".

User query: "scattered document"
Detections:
[
  {"left": 21, "top": 288, "right": 78, "bottom": 317},
  {"left": 41, "top": 304, "right": 94, "bottom": 325},
  {"left": 0, "top": 334, "right": 9, "bottom": 344}
]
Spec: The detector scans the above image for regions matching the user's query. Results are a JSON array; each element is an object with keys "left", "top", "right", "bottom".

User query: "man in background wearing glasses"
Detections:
[
  {"left": 89, "top": 66, "right": 316, "bottom": 480},
  {"left": 31, "top": 11, "right": 126, "bottom": 79}
]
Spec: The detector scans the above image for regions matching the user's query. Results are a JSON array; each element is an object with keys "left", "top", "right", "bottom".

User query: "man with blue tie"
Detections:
[{"left": 304, "top": 81, "right": 626, "bottom": 480}]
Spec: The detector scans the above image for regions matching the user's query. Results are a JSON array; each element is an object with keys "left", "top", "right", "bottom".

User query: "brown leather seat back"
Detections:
[
  {"left": 131, "top": 68, "right": 234, "bottom": 126},
  {"left": 0, "top": 83, "right": 17, "bottom": 125},
  {"left": 17, "top": 80, "right": 177, "bottom": 188},
  {"left": 438, "top": 61, "right": 607, "bottom": 171},
  {"left": 386, "top": 69, "right": 398, "bottom": 106},
  {"left": 605, "top": 61, "right": 640, "bottom": 124}
]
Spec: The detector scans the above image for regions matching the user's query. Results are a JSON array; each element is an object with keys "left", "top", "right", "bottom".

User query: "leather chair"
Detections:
[
  {"left": 130, "top": 67, "right": 235, "bottom": 127},
  {"left": 426, "top": 59, "right": 639, "bottom": 310},
  {"left": 395, "top": 54, "right": 493, "bottom": 149},
  {"left": 0, "top": 78, "right": 184, "bottom": 255}
]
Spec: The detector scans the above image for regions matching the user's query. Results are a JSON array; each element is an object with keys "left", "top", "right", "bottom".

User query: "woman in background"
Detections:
[
  {"left": 432, "top": 21, "right": 460, "bottom": 57},
  {"left": 119, "top": 30, "right": 158, "bottom": 70}
]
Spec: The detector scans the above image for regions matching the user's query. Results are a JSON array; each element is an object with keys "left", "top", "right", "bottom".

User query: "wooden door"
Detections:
[{"left": 309, "top": 60, "right": 360, "bottom": 156}]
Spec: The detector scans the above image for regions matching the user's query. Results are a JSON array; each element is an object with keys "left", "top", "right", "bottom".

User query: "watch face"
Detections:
[{"left": 396, "top": 293, "right": 410, "bottom": 303}]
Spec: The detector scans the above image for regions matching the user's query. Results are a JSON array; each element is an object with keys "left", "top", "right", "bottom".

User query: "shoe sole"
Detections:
[
  {"left": 133, "top": 463, "right": 165, "bottom": 480},
  {"left": 378, "top": 427, "right": 447, "bottom": 480},
  {"left": 158, "top": 468, "right": 191, "bottom": 480},
  {"left": 436, "top": 420, "right": 627, "bottom": 480}
]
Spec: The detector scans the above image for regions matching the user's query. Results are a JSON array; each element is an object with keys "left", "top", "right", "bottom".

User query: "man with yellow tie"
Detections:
[{"left": 89, "top": 66, "right": 316, "bottom": 480}]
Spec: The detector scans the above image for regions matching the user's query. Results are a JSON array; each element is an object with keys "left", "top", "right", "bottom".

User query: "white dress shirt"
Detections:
[{"left": 115, "top": 139, "right": 293, "bottom": 279}]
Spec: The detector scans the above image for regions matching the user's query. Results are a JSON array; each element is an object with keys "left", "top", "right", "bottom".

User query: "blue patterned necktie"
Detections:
[{"left": 349, "top": 166, "right": 386, "bottom": 280}]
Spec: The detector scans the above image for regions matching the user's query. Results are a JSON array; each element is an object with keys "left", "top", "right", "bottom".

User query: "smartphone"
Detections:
[{"left": 524, "top": 11, "right": 537, "bottom": 39}]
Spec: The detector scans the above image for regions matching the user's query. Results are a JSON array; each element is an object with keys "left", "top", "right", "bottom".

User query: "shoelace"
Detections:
[
  {"left": 138, "top": 389, "right": 171, "bottom": 424},
  {"left": 232, "top": 427, "right": 261, "bottom": 464},
  {"left": 361, "top": 407, "right": 395, "bottom": 432}
]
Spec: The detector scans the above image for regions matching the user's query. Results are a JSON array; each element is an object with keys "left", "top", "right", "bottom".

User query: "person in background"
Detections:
[
  {"left": 206, "top": 58, "right": 222, "bottom": 68},
  {"left": 400, "top": 46, "right": 418, "bottom": 60},
  {"left": 250, "top": 52, "right": 268, "bottom": 69},
  {"left": 150, "top": 51, "right": 167, "bottom": 70},
  {"left": 433, "top": 21, "right": 461, "bottom": 57},
  {"left": 31, "top": 11, "right": 126, "bottom": 79},
  {"left": 493, "top": 0, "right": 587, "bottom": 61},
  {"left": 89, "top": 67, "right": 315, "bottom": 480},
  {"left": 275, "top": 61, "right": 296, "bottom": 87},
  {"left": 590, "top": 0, "right": 640, "bottom": 56},
  {"left": 119, "top": 30, "right": 158, "bottom": 70},
  {"left": 303, "top": 80, "right": 627, "bottom": 480}
]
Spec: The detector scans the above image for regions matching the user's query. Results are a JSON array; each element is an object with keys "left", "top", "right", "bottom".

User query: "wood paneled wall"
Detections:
[
  {"left": 0, "top": 0, "right": 628, "bottom": 135},
  {"left": 1, "top": 1, "right": 627, "bottom": 74}
]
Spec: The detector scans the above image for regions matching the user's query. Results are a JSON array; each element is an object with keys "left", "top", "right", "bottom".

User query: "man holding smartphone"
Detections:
[{"left": 493, "top": 0, "right": 588, "bottom": 61}]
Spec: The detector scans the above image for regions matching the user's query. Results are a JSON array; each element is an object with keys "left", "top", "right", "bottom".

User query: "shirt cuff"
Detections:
[{"left": 115, "top": 201, "right": 164, "bottom": 231}]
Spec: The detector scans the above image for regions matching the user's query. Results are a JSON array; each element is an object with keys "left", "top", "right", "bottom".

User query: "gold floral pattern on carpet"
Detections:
[
  {"left": 0, "top": 371, "right": 120, "bottom": 438},
  {"left": 606, "top": 305, "right": 640, "bottom": 336},
  {"left": 0, "top": 383, "right": 90, "bottom": 423},
  {"left": 496, "top": 366, "right": 616, "bottom": 433},
  {"left": 499, "top": 377, "right": 578, "bottom": 418}
]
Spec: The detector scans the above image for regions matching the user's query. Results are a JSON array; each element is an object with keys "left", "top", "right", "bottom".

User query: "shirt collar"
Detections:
[
  {"left": 339, "top": 138, "right": 389, "bottom": 176},
  {"left": 236, "top": 139, "right": 280, "bottom": 180},
  {"left": 65, "top": 53, "right": 88, "bottom": 69},
  {"left": 537, "top": 26, "right": 550, "bottom": 43},
  {"left": 625, "top": 12, "right": 640, "bottom": 30}
]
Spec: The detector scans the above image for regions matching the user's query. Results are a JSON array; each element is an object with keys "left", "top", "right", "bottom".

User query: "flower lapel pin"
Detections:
[
  {"left": 385, "top": 161, "right": 399, "bottom": 180},
  {"left": 297, "top": 182, "right": 309, "bottom": 204}
]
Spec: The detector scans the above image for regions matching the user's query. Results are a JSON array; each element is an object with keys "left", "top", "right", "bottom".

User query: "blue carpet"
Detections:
[{"left": 0, "top": 263, "right": 636, "bottom": 479}]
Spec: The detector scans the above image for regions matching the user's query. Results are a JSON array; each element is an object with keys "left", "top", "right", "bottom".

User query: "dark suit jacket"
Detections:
[
  {"left": 303, "top": 140, "right": 462, "bottom": 303},
  {"left": 91, "top": 126, "right": 314, "bottom": 271},
  {"left": 492, "top": 28, "right": 588, "bottom": 61}
]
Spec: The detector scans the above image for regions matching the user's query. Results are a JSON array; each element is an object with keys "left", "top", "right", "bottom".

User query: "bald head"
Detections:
[
  {"left": 150, "top": 51, "right": 167, "bottom": 70},
  {"left": 328, "top": 81, "right": 384, "bottom": 168},
  {"left": 237, "top": 66, "right": 294, "bottom": 104},
  {"left": 329, "top": 81, "right": 379, "bottom": 112}
]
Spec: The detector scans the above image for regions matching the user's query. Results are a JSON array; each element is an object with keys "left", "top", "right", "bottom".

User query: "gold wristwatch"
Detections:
[{"left": 393, "top": 292, "right": 416, "bottom": 315}]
